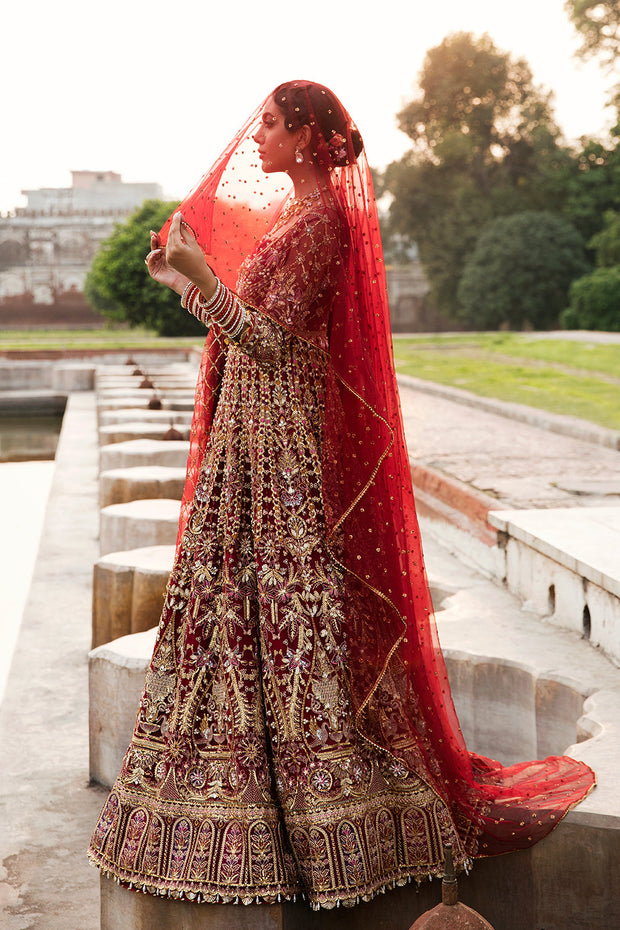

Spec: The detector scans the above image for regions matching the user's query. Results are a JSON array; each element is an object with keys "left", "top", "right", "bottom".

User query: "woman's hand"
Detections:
[
  {"left": 166, "top": 213, "right": 217, "bottom": 299},
  {"left": 145, "top": 230, "right": 188, "bottom": 295}
]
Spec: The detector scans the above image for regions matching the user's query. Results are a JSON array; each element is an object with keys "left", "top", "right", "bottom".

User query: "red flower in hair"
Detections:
[{"left": 328, "top": 132, "right": 347, "bottom": 163}]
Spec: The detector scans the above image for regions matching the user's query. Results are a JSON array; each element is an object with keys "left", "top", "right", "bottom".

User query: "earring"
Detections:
[{"left": 295, "top": 146, "right": 304, "bottom": 164}]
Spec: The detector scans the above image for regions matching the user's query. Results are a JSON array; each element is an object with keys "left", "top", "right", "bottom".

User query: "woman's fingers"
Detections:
[
  {"left": 167, "top": 212, "right": 183, "bottom": 248},
  {"left": 166, "top": 212, "right": 206, "bottom": 279}
]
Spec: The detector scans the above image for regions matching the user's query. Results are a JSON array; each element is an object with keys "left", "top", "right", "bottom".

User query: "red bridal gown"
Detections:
[{"left": 89, "top": 195, "right": 594, "bottom": 909}]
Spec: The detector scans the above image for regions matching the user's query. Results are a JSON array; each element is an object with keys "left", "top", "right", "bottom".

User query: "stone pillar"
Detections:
[{"left": 92, "top": 545, "right": 174, "bottom": 647}]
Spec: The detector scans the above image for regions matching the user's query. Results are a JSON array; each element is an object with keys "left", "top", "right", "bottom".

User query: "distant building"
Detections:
[{"left": 0, "top": 171, "right": 162, "bottom": 327}]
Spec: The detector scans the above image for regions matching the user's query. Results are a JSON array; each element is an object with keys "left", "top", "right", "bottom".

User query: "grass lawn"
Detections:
[
  {"left": 392, "top": 333, "right": 620, "bottom": 431},
  {"left": 0, "top": 327, "right": 201, "bottom": 352}
]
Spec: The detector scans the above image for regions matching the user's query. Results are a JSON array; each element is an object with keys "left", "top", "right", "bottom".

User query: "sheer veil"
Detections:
[{"left": 158, "top": 80, "right": 595, "bottom": 860}]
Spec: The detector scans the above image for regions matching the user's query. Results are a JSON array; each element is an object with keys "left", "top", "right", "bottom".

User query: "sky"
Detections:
[{"left": 2, "top": 0, "right": 615, "bottom": 215}]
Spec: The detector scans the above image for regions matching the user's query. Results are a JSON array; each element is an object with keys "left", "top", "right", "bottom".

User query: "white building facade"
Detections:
[{"left": 0, "top": 171, "right": 162, "bottom": 326}]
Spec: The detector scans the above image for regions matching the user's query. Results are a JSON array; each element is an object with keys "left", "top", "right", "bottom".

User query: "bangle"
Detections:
[
  {"left": 189, "top": 276, "right": 251, "bottom": 340},
  {"left": 227, "top": 307, "right": 247, "bottom": 341},
  {"left": 181, "top": 282, "right": 199, "bottom": 310}
]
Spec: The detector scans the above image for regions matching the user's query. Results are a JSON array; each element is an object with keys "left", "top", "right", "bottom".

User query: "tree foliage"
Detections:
[
  {"left": 565, "top": 0, "right": 620, "bottom": 67},
  {"left": 589, "top": 208, "right": 620, "bottom": 264},
  {"left": 84, "top": 200, "right": 205, "bottom": 337},
  {"left": 558, "top": 140, "right": 620, "bottom": 244},
  {"left": 458, "top": 211, "right": 589, "bottom": 329},
  {"left": 562, "top": 208, "right": 620, "bottom": 330},
  {"left": 563, "top": 265, "right": 620, "bottom": 330},
  {"left": 384, "top": 32, "right": 568, "bottom": 318}
]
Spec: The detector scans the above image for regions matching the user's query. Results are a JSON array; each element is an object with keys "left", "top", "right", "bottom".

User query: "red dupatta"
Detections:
[{"left": 158, "top": 80, "right": 594, "bottom": 860}]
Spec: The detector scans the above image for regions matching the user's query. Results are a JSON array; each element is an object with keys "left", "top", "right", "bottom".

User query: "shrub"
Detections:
[
  {"left": 458, "top": 211, "right": 589, "bottom": 329},
  {"left": 562, "top": 266, "right": 620, "bottom": 331},
  {"left": 85, "top": 200, "right": 205, "bottom": 337}
]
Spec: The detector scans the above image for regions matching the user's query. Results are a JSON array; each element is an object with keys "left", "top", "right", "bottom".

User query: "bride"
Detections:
[{"left": 89, "top": 80, "right": 594, "bottom": 910}]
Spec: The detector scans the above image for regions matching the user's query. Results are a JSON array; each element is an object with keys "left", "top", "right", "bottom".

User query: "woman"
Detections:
[{"left": 89, "top": 81, "right": 594, "bottom": 910}]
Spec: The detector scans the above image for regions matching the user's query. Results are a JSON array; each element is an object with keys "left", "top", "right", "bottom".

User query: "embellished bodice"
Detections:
[{"left": 235, "top": 195, "right": 344, "bottom": 353}]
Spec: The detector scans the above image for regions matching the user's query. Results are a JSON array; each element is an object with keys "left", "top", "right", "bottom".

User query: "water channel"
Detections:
[{"left": 0, "top": 415, "right": 61, "bottom": 703}]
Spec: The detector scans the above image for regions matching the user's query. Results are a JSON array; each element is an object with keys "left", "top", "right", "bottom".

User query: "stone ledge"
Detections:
[
  {"left": 488, "top": 507, "right": 620, "bottom": 664},
  {"left": 51, "top": 362, "right": 95, "bottom": 392},
  {"left": 89, "top": 629, "right": 157, "bottom": 786},
  {"left": 489, "top": 507, "right": 620, "bottom": 599}
]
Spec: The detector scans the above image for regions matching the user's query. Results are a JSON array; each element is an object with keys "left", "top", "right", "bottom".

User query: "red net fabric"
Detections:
[{"left": 159, "top": 80, "right": 595, "bottom": 860}]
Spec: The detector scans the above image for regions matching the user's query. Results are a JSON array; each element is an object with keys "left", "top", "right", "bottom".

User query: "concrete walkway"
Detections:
[
  {"left": 398, "top": 376, "right": 620, "bottom": 511},
  {"left": 0, "top": 394, "right": 105, "bottom": 930},
  {"left": 0, "top": 461, "right": 54, "bottom": 704},
  {"left": 1, "top": 372, "right": 619, "bottom": 928}
]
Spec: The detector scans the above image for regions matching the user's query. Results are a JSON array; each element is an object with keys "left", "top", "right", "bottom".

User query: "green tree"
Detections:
[
  {"left": 589, "top": 208, "right": 620, "bottom": 264},
  {"left": 561, "top": 208, "right": 620, "bottom": 330},
  {"left": 458, "top": 211, "right": 589, "bottom": 329},
  {"left": 563, "top": 266, "right": 620, "bottom": 330},
  {"left": 84, "top": 200, "right": 205, "bottom": 337},
  {"left": 385, "top": 32, "right": 568, "bottom": 318},
  {"left": 565, "top": 0, "right": 620, "bottom": 67},
  {"left": 558, "top": 141, "right": 620, "bottom": 245}
]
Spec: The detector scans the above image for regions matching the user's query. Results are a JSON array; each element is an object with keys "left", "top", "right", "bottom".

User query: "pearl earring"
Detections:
[{"left": 295, "top": 146, "right": 304, "bottom": 164}]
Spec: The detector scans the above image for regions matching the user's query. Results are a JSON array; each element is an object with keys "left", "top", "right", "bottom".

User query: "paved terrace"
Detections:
[{"left": 0, "top": 356, "right": 619, "bottom": 929}]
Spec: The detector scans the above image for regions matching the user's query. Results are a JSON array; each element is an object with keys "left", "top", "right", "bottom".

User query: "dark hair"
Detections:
[{"left": 272, "top": 81, "right": 364, "bottom": 167}]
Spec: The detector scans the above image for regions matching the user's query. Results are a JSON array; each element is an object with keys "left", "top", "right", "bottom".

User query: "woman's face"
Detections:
[{"left": 252, "top": 97, "right": 298, "bottom": 174}]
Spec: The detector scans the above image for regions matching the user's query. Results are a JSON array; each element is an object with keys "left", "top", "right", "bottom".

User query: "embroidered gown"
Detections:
[{"left": 89, "top": 198, "right": 471, "bottom": 908}]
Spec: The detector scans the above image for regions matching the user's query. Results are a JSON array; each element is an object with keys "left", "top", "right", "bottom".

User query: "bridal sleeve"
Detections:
[{"left": 182, "top": 212, "right": 339, "bottom": 366}]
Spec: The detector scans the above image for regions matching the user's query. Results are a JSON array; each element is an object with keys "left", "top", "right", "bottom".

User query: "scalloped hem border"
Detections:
[{"left": 90, "top": 853, "right": 473, "bottom": 911}]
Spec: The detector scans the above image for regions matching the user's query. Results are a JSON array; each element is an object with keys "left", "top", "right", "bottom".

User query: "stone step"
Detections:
[
  {"left": 100, "top": 438, "right": 190, "bottom": 472},
  {"left": 92, "top": 545, "right": 174, "bottom": 648},
  {"left": 99, "top": 422, "right": 191, "bottom": 446},
  {"left": 95, "top": 385, "right": 194, "bottom": 398},
  {"left": 100, "top": 498, "right": 181, "bottom": 555},
  {"left": 97, "top": 396, "right": 195, "bottom": 415},
  {"left": 99, "top": 466, "right": 186, "bottom": 508},
  {"left": 489, "top": 505, "right": 620, "bottom": 665},
  {"left": 98, "top": 409, "right": 193, "bottom": 427}
]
